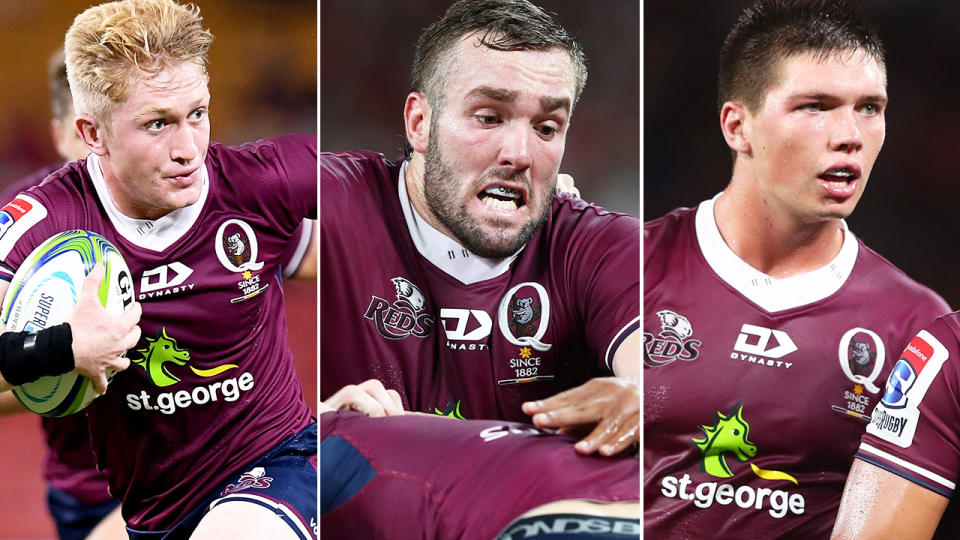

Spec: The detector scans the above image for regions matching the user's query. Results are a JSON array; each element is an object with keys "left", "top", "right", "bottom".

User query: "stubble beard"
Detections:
[{"left": 422, "top": 130, "right": 553, "bottom": 259}]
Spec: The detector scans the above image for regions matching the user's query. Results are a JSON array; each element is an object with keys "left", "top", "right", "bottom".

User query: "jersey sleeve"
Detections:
[
  {"left": 561, "top": 201, "right": 641, "bottom": 373},
  {"left": 0, "top": 192, "right": 58, "bottom": 281},
  {"left": 271, "top": 133, "right": 317, "bottom": 221},
  {"left": 280, "top": 219, "right": 314, "bottom": 278},
  {"left": 856, "top": 316, "right": 960, "bottom": 498}
]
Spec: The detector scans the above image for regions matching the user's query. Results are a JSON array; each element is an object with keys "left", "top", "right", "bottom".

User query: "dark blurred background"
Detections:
[
  {"left": 321, "top": 0, "right": 640, "bottom": 217},
  {"left": 0, "top": 2, "right": 316, "bottom": 538},
  {"left": 646, "top": 1, "right": 960, "bottom": 307}
]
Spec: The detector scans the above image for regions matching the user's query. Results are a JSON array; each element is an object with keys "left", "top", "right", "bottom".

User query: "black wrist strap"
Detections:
[{"left": 0, "top": 323, "right": 74, "bottom": 386}]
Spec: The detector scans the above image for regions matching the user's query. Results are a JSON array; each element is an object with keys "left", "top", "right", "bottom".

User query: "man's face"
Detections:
[
  {"left": 421, "top": 36, "right": 575, "bottom": 258},
  {"left": 742, "top": 49, "right": 887, "bottom": 223},
  {"left": 99, "top": 61, "right": 210, "bottom": 220}
]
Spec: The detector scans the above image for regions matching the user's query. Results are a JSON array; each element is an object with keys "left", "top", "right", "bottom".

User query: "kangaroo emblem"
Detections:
[
  {"left": 132, "top": 327, "right": 238, "bottom": 387},
  {"left": 692, "top": 402, "right": 757, "bottom": 478}
]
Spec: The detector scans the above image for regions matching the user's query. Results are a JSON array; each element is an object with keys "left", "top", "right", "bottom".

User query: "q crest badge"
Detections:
[
  {"left": 215, "top": 219, "right": 268, "bottom": 303},
  {"left": 496, "top": 282, "right": 555, "bottom": 385},
  {"left": 831, "top": 327, "right": 886, "bottom": 421}
]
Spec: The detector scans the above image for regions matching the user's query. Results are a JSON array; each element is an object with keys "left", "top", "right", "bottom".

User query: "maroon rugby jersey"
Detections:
[
  {"left": 0, "top": 162, "right": 313, "bottom": 509},
  {"left": 319, "top": 151, "right": 639, "bottom": 421},
  {"left": 644, "top": 199, "right": 949, "bottom": 539},
  {"left": 857, "top": 313, "right": 960, "bottom": 537},
  {"left": 320, "top": 410, "right": 639, "bottom": 539},
  {"left": 0, "top": 134, "right": 317, "bottom": 530}
]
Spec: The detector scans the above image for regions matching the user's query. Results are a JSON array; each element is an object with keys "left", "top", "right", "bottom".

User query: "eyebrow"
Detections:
[
  {"left": 135, "top": 95, "right": 210, "bottom": 119},
  {"left": 795, "top": 92, "right": 888, "bottom": 104},
  {"left": 466, "top": 86, "right": 571, "bottom": 113}
]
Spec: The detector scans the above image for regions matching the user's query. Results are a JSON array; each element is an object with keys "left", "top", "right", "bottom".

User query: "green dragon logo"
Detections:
[
  {"left": 433, "top": 399, "right": 466, "bottom": 419},
  {"left": 131, "top": 327, "right": 238, "bottom": 387},
  {"left": 692, "top": 401, "right": 757, "bottom": 478},
  {"left": 692, "top": 402, "right": 798, "bottom": 484}
]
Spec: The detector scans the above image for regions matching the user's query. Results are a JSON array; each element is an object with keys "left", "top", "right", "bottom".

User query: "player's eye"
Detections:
[
  {"left": 798, "top": 103, "right": 822, "bottom": 112},
  {"left": 476, "top": 114, "right": 501, "bottom": 126},
  {"left": 190, "top": 108, "right": 207, "bottom": 120},
  {"left": 146, "top": 119, "right": 166, "bottom": 131},
  {"left": 536, "top": 124, "right": 559, "bottom": 138},
  {"left": 861, "top": 103, "right": 881, "bottom": 116}
]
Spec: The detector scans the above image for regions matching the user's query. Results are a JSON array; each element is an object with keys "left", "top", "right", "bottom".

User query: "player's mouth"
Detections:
[
  {"left": 818, "top": 165, "right": 861, "bottom": 199},
  {"left": 478, "top": 183, "right": 527, "bottom": 212},
  {"left": 165, "top": 167, "right": 199, "bottom": 187}
]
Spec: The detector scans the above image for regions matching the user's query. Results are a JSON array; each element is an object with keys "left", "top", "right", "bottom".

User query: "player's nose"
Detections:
[
  {"left": 830, "top": 108, "right": 863, "bottom": 154},
  {"left": 497, "top": 122, "right": 532, "bottom": 170},
  {"left": 170, "top": 124, "right": 200, "bottom": 163}
]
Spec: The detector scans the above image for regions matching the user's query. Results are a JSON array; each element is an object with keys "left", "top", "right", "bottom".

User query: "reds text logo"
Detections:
[
  {"left": 644, "top": 310, "right": 702, "bottom": 367},
  {"left": 364, "top": 277, "right": 435, "bottom": 339}
]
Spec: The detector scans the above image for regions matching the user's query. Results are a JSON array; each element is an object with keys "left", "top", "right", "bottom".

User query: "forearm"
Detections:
[{"left": 0, "top": 324, "right": 74, "bottom": 391}]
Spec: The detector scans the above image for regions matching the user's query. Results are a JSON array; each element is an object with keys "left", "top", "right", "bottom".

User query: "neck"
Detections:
[{"left": 713, "top": 182, "right": 845, "bottom": 279}]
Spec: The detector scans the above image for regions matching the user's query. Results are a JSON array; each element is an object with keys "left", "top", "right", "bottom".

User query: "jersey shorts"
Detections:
[{"left": 126, "top": 422, "right": 317, "bottom": 540}]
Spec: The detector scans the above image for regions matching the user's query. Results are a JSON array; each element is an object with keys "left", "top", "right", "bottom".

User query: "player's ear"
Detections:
[
  {"left": 404, "top": 92, "right": 431, "bottom": 155},
  {"left": 720, "top": 101, "right": 751, "bottom": 154},
  {"left": 76, "top": 114, "right": 108, "bottom": 156}
]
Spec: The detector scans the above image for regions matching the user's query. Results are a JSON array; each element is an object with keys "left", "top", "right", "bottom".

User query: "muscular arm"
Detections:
[{"left": 831, "top": 459, "right": 948, "bottom": 539}]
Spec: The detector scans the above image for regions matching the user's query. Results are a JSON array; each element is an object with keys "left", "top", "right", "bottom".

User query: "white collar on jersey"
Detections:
[
  {"left": 695, "top": 193, "right": 859, "bottom": 313},
  {"left": 398, "top": 160, "right": 522, "bottom": 285},
  {"left": 86, "top": 153, "right": 210, "bottom": 252}
]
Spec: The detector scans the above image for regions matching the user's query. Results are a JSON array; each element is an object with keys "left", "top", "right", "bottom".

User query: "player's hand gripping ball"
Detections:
[{"left": 0, "top": 230, "right": 134, "bottom": 416}]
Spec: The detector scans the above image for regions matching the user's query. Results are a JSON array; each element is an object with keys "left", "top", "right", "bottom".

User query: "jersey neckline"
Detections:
[
  {"left": 397, "top": 160, "right": 522, "bottom": 285},
  {"left": 695, "top": 193, "right": 859, "bottom": 313},
  {"left": 86, "top": 153, "right": 210, "bottom": 252}
]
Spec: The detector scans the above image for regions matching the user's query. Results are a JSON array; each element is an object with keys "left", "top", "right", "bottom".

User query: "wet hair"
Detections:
[
  {"left": 717, "top": 0, "right": 884, "bottom": 113},
  {"left": 410, "top": 0, "right": 587, "bottom": 111},
  {"left": 65, "top": 0, "right": 213, "bottom": 120}
]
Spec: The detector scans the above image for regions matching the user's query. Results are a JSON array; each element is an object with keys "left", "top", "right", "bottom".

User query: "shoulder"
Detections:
[
  {"left": 206, "top": 135, "right": 317, "bottom": 175},
  {"left": 550, "top": 194, "right": 640, "bottom": 239},
  {"left": 320, "top": 150, "right": 399, "bottom": 183},
  {"left": 644, "top": 205, "right": 696, "bottom": 255},
  {"left": 854, "top": 239, "right": 950, "bottom": 315}
]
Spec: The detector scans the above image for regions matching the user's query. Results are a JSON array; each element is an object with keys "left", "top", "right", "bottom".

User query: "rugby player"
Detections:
[
  {"left": 319, "top": 381, "right": 639, "bottom": 539},
  {"left": 643, "top": 0, "right": 949, "bottom": 537},
  {"left": 320, "top": 0, "right": 640, "bottom": 457},
  {"left": 0, "top": 47, "right": 317, "bottom": 540},
  {"left": 0, "top": 0, "right": 317, "bottom": 538}
]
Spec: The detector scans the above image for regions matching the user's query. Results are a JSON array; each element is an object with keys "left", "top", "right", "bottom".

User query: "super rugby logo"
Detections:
[
  {"left": 0, "top": 195, "right": 47, "bottom": 259},
  {"left": 363, "top": 277, "right": 434, "bottom": 339},
  {"left": 497, "top": 282, "right": 552, "bottom": 352},
  {"left": 644, "top": 310, "right": 701, "bottom": 367},
  {"left": 837, "top": 328, "right": 885, "bottom": 394},
  {"left": 868, "top": 330, "right": 949, "bottom": 448}
]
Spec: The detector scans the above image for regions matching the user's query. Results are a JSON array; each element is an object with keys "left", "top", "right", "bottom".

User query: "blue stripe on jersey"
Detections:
[
  {"left": 854, "top": 454, "right": 954, "bottom": 498},
  {"left": 606, "top": 319, "right": 640, "bottom": 371},
  {"left": 320, "top": 435, "right": 377, "bottom": 514}
]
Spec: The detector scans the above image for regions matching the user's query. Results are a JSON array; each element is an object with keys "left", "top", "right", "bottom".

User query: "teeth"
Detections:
[
  {"left": 483, "top": 186, "right": 520, "bottom": 199},
  {"left": 826, "top": 168, "right": 853, "bottom": 177},
  {"left": 481, "top": 194, "right": 519, "bottom": 210}
]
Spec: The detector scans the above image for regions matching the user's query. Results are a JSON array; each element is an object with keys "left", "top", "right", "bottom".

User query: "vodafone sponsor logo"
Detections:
[{"left": 660, "top": 474, "right": 804, "bottom": 519}]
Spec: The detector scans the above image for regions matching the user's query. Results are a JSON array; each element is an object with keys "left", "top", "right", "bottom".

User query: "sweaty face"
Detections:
[
  {"left": 420, "top": 37, "right": 575, "bottom": 258},
  {"left": 743, "top": 50, "right": 887, "bottom": 223},
  {"left": 99, "top": 61, "right": 211, "bottom": 220}
]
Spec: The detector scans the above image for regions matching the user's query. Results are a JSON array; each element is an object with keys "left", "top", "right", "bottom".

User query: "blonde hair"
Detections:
[{"left": 64, "top": 0, "right": 213, "bottom": 120}]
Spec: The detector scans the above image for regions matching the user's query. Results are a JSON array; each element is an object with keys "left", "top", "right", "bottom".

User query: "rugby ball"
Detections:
[{"left": 0, "top": 230, "right": 134, "bottom": 416}]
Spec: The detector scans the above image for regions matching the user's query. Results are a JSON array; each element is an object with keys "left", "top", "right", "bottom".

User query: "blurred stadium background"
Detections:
[
  {"left": 646, "top": 1, "right": 960, "bottom": 308},
  {"left": 321, "top": 0, "right": 639, "bottom": 217},
  {"left": 0, "top": 1, "right": 316, "bottom": 538}
]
